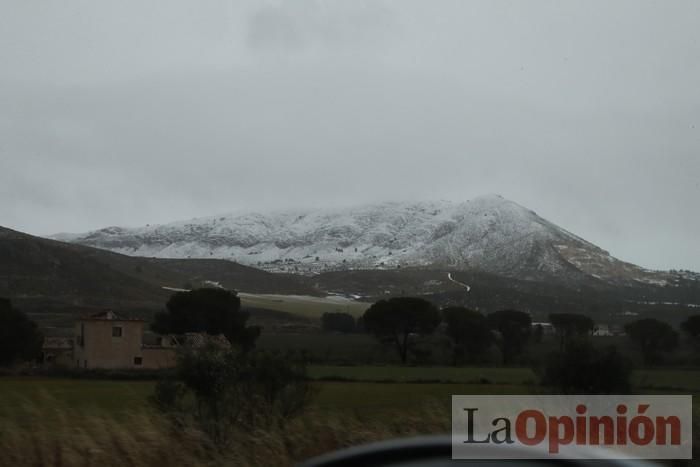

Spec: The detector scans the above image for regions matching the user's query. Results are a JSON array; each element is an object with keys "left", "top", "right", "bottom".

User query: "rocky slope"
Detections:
[
  {"left": 0, "top": 226, "right": 318, "bottom": 327},
  {"left": 54, "top": 195, "right": 696, "bottom": 287}
]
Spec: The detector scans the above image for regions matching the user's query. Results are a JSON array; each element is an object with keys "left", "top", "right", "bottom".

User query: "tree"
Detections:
[
  {"left": 625, "top": 318, "right": 679, "bottom": 365},
  {"left": 442, "top": 307, "right": 492, "bottom": 365},
  {"left": 321, "top": 312, "right": 356, "bottom": 333},
  {"left": 362, "top": 297, "right": 440, "bottom": 364},
  {"left": 540, "top": 340, "right": 631, "bottom": 394},
  {"left": 681, "top": 315, "right": 700, "bottom": 356},
  {"left": 549, "top": 313, "right": 595, "bottom": 351},
  {"left": 681, "top": 315, "right": 700, "bottom": 342},
  {"left": 532, "top": 324, "right": 544, "bottom": 343},
  {"left": 487, "top": 309, "right": 532, "bottom": 365},
  {"left": 0, "top": 298, "right": 43, "bottom": 367},
  {"left": 152, "top": 288, "right": 260, "bottom": 351}
]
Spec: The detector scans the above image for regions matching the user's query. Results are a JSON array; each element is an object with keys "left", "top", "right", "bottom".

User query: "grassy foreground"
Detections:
[
  {"left": 0, "top": 399, "right": 450, "bottom": 466},
  {"left": 0, "top": 378, "right": 454, "bottom": 466},
  {"left": 0, "top": 367, "right": 698, "bottom": 466}
]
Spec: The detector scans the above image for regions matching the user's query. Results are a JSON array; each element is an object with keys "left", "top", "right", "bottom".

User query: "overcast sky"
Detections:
[{"left": 1, "top": 1, "right": 698, "bottom": 271}]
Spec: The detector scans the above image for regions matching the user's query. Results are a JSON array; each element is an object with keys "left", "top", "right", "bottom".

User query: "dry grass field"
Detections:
[{"left": 0, "top": 367, "right": 698, "bottom": 466}]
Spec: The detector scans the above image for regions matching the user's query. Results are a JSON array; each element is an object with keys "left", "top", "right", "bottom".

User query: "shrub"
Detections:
[
  {"left": 152, "top": 345, "right": 315, "bottom": 444},
  {"left": 487, "top": 309, "right": 531, "bottom": 365},
  {"left": 363, "top": 297, "right": 440, "bottom": 364},
  {"left": 321, "top": 312, "right": 357, "bottom": 333},
  {"left": 442, "top": 307, "right": 492, "bottom": 365},
  {"left": 625, "top": 318, "right": 679, "bottom": 365},
  {"left": 539, "top": 339, "right": 632, "bottom": 394}
]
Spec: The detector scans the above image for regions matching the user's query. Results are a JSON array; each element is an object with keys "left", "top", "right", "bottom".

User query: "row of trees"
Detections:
[
  {"left": 360, "top": 297, "right": 534, "bottom": 365},
  {"left": 2, "top": 289, "right": 700, "bottom": 369},
  {"left": 354, "top": 297, "right": 700, "bottom": 366},
  {"left": 152, "top": 289, "right": 700, "bottom": 365}
]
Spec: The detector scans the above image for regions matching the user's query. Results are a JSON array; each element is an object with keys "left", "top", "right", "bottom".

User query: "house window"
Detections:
[
  {"left": 112, "top": 326, "right": 123, "bottom": 337},
  {"left": 134, "top": 357, "right": 143, "bottom": 366}
]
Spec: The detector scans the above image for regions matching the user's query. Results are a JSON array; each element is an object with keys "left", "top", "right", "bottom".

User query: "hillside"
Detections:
[
  {"left": 0, "top": 226, "right": 317, "bottom": 327},
  {"left": 313, "top": 268, "right": 700, "bottom": 327},
  {"left": 3, "top": 224, "right": 700, "bottom": 330},
  {"left": 56, "top": 195, "right": 696, "bottom": 288}
]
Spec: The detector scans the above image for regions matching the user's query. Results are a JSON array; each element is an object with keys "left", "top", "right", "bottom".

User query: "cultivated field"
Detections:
[
  {"left": 309, "top": 365, "right": 537, "bottom": 384},
  {"left": 1, "top": 367, "right": 698, "bottom": 421},
  {"left": 239, "top": 293, "right": 370, "bottom": 319}
]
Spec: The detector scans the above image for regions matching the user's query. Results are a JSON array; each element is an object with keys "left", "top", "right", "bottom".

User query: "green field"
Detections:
[
  {"left": 239, "top": 293, "right": 370, "bottom": 319},
  {"left": 257, "top": 333, "right": 392, "bottom": 363},
  {"left": 312, "top": 365, "right": 700, "bottom": 389},
  {"left": 633, "top": 368, "right": 700, "bottom": 391},
  {"left": 0, "top": 378, "right": 154, "bottom": 425},
  {"left": 0, "top": 378, "right": 532, "bottom": 424},
  {"left": 1, "top": 366, "right": 698, "bottom": 423},
  {"left": 309, "top": 365, "right": 536, "bottom": 383}
]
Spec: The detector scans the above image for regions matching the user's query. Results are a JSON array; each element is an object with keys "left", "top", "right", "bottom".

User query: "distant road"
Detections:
[
  {"left": 447, "top": 272, "right": 471, "bottom": 292},
  {"left": 162, "top": 286, "right": 190, "bottom": 292}
]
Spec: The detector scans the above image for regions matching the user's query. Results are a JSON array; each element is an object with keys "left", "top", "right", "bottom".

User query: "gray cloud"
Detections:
[
  {"left": 0, "top": 0, "right": 698, "bottom": 271},
  {"left": 247, "top": 1, "right": 394, "bottom": 52}
]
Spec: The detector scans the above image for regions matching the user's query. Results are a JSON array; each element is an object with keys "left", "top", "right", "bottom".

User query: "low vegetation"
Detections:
[
  {"left": 0, "top": 397, "right": 450, "bottom": 467},
  {"left": 539, "top": 339, "right": 632, "bottom": 394},
  {"left": 152, "top": 345, "right": 314, "bottom": 443},
  {"left": 320, "top": 311, "right": 358, "bottom": 333}
]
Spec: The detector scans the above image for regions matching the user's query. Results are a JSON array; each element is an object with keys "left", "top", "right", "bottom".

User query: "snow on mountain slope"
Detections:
[{"left": 52, "top": 195, "right": 679, "bottom": 285}]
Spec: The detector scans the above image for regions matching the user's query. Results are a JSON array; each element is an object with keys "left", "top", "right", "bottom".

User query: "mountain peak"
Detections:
[
  {"left": 50, "top": 197, "right": 681, "bottom": 286},
  {"left": 471, "top": 193, "right": 504, "bottom": 202}
]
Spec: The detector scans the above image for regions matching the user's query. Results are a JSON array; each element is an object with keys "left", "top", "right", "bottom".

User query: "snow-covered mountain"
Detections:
[{"left": 53, "top": 195, "right": 687, "bottom": 286}]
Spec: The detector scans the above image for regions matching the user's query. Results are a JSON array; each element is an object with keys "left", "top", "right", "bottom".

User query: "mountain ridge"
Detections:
[
  {"left": 51, "top": 195, "right": 698, "bottom": 288},
  {"left": 0, "top": 225, "right": 320, "bottom": 326},
  {"left": 3, "top": 223, "right": 700, "bottom": 329}
]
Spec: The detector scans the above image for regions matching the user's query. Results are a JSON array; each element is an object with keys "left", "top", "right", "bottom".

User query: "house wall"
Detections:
[
  {"left": 73, "top": 320, "right": 145, "bottom": 369},
  {"left": 42, "top": 349, "right": 74, "bottom": 367},
  {"left": 141, "top": 348, "right": 177, "bottom": 369}
]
